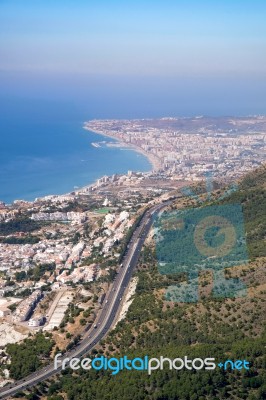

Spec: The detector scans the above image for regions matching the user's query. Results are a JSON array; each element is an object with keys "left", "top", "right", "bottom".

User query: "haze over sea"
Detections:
[
  {"left": 1, "top": 70, "right": 266, "bottom": 204},
  {"left": 1, "top": 1, "right": 266, "bottom": 204}
]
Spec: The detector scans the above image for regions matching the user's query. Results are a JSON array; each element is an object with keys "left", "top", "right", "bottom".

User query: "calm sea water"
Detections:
[
  {"left": 1, "top": 70, "right": 265, "bottom": 204},
  {"left": 0, "top": 97, "right": 151, "bottom": 204}
]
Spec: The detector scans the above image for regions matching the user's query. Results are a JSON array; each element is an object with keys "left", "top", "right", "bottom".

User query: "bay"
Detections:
[{"left": 0, "top": 97, "right": 151, "bottom": 204}]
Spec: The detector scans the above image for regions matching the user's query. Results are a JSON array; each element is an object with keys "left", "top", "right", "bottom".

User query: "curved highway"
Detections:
[{"left": 0, "top": 201, "right": 170, "bottom": 399}]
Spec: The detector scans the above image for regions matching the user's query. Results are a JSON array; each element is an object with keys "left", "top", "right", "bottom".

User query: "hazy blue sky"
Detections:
[{"left": 0, "top": 0, "right": 266, "bottom": 116}]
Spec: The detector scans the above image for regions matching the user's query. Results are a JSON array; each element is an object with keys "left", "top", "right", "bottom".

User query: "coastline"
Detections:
[
  {"left": 83, "top": 125, "right": 162, "bottom": 172},
  {"left": 46, "top": 125, "right": 159, "bottom": 199},
  {"left": 62, "top": 125, "right": 161, "bottom": 198},
  {"left": 1, "top": 124, "right": 157, "bottom": 204}
]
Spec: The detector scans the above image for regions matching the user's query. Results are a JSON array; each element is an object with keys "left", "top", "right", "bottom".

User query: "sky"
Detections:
[{"left": 0, "top": 0, "right": 266, "bottom": 116}]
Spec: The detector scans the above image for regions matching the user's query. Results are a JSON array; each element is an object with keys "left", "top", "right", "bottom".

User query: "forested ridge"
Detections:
[{"left": 11, "top": 166, "right": 266, "bottom": 400}]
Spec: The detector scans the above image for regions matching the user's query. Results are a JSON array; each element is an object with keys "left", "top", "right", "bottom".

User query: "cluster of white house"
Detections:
[
  {"left": 56, "top": 264, "right": 97, "bottom": 284},
  {"left": 13, "top": 290, "right": 42, "bottom": 322}
]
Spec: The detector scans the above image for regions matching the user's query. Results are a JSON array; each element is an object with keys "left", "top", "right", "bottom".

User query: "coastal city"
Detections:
[
  {"left": 84, "top": 115, "right": 266, "bottom": 182},
  {"left": 0, "top": 115, "right": 266, "bottom": 390},
  {"left": 0, "top": 171, "right": 171, "bottom": 386},
  {"left": 1, "top": 1, "right": 266, "bottom": 398}
]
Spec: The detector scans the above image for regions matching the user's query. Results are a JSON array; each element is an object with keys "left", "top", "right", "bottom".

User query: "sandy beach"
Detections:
[{"left": 83, "top": 125, "right": 162, "bottom": 171}]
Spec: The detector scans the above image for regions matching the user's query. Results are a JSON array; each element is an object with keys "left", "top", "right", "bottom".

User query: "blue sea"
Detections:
[
  {"left": 1, "top": 70, "right": 265, "bottom": 204},
  {"left": 0, "top": 97, "right": 151, "bottom": 204}
]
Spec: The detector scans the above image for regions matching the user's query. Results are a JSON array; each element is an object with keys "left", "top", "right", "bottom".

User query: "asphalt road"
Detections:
[{"left": 0, "top": 201, "right": 169, "bottom": 399}]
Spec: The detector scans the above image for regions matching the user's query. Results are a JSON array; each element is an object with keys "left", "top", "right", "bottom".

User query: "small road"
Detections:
[
  {"left": 0, "top": 201, "right": 170, "bottom": 399},
  {"left": 45, "top": 288, "right": 67, "bottom": 323}
]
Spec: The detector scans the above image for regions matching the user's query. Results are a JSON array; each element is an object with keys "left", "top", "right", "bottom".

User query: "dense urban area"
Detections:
[
  {"left": 0, "top": 116, "right": 265, "bottom": 400},
  {"left": 85, "top": 115, "right": 266, "bottom": 181}
]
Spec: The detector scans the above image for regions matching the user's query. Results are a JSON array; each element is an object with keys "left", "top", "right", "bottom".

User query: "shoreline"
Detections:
[
  {"left": 3, "top": 126, "right": 158, "bottom": 204},
  {"left": 67, "top": 125, "right": 162, "bottom": 197},
  {"left": 69, "top": 125, "right": 161, "bottom": 197},
  {"left": 83, "top": 125, "right": 162, "bottom": 172}
]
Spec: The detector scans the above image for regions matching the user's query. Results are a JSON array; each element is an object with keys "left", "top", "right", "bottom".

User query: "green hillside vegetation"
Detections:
[
  {"left": 6, "top": 333, "right": 54, "bottom": 381},
  {"left": 223, "top": 166, "right": 266, "bottom": 259},
  {"left": 0, "top": 235, "right": 40, "bottom": 244},
  {"left": 12, "top": 166, "right": 266, "bottom": 400},
  {"left": 0, "top": 217, "right": 45, "bottom": 236}
]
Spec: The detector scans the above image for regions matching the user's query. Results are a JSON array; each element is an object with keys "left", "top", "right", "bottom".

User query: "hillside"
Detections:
[
  {"left": 219, "top": 164, "right": 266, "bottom": 259},
  {"left": 14, "top": 166, "right": 266, "bottom": 400}
]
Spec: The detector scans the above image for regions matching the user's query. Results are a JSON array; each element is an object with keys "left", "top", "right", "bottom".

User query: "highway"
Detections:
[{"left": 0, "top": 201, "right": 169, "bottom": 399}]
